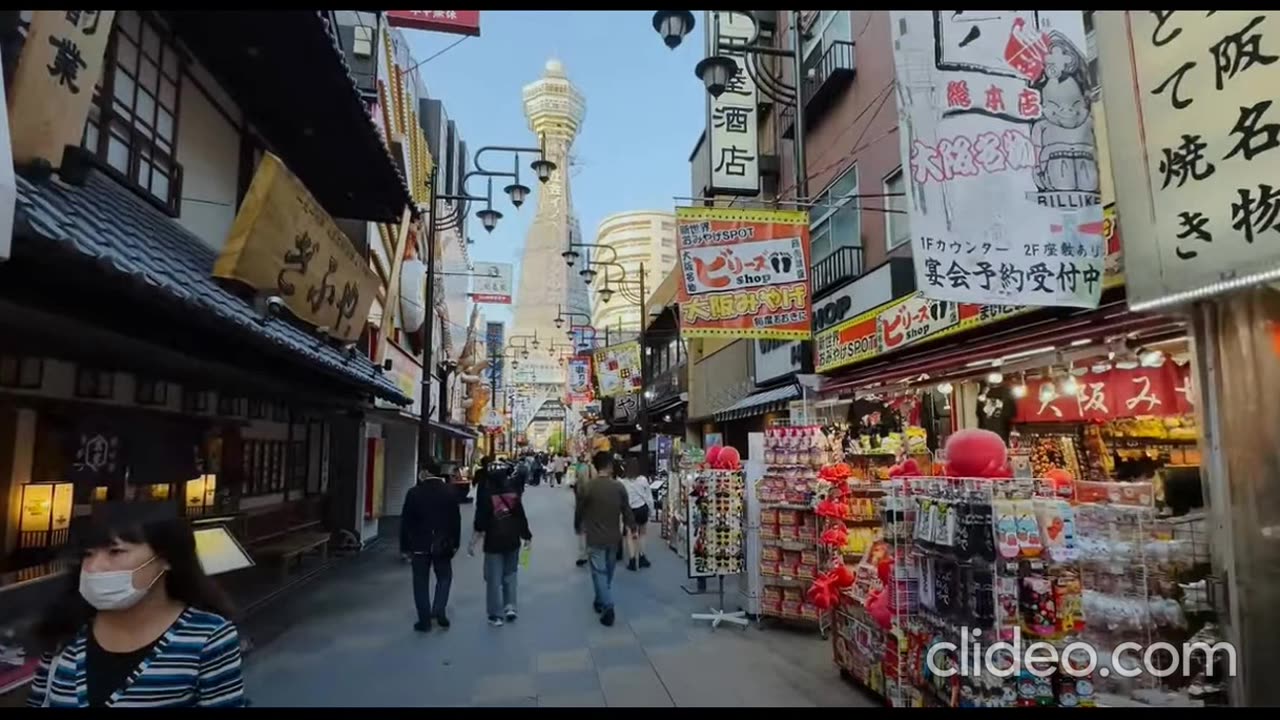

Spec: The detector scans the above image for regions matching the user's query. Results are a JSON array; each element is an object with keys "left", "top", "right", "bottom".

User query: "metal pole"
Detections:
[
  {"left": 417, "top": 164, "right": 438, "bottom": 472},
  {"left": 789, "top": 10, "right": 808, "bottom": 200},
  {"left": 638, "top": 262, "right": 650, "bottom": 470}
]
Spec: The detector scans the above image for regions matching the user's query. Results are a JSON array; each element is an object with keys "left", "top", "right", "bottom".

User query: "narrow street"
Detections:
[{"left": 241, "top": 486, "right": 876, "bottom": 707}]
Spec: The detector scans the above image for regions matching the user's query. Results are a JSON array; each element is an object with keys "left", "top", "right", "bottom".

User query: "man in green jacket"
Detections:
[{"left": 575, "top": 451, "right": 635, "bottom": 626}]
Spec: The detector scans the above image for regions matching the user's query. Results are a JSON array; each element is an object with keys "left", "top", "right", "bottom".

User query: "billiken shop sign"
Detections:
[{"left": 815, "top": 292, "right": 1027, "bottom": 373}]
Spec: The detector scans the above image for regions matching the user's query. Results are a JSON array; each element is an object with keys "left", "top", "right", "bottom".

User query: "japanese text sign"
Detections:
[
  {"left": 593, "top": 341, "right": 643, "bottom": 398},
  {"left": 815, "top": 290, "right": 1028, "bottom": 373},
  {"left": 470, "top": 261, "right": 513, "bottom": 304},
  {"left": 676, "top": 207, "right": 813, "bottom": 340},
  {"left": 7, "top": 11, "right": 115, "bottom": 167},
  {"left": 374, "top": 341, "right": 423, "bottom": 417},
  {"left": 1014, "top": 363, "right": 1195, "bottom": 422},
  {"left": 1098, "top": 12, "right": 1280, "bottom": 311},
  {"left": 565, "top": 357, "right": 594, "bottom": 404},
  {"left": 386, "top": 10, "right": 481, "bottom": 37},
  {"left": 891, "top": 11, "right": 1105, "bottom": 309},
  {"left": 214, "top": 153, "right": 379, "bottom": 343},
  {"left": 707, "top": 11, "right": 760, "bottom": 196}
]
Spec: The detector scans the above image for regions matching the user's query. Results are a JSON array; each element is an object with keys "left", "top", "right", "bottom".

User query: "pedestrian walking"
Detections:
[
  {"left": 399, "top": 461, "right": 462, "bottom": 633},
  {"left": 575, "top": 451, "right": 635, "bottom": 627},
  {"left": 571, "top": 454, "right": 594, "bottom": 567},
  {"left": 620, "top": 456, "right": 655, "bottom": 571},
  {"left": 470, "top": 460, "right": 532, "bottom": 626},
  {"left": 26, "top": 503, "right": 245, "bottom": 708}
]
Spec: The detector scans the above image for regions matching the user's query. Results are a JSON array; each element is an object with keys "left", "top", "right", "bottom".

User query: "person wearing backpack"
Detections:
[
  {"left": 399, "top": 461, "right": 462, "bottom": 632},
  {"left": 469, "top": 460, "right": 532, "bottom": 626}
]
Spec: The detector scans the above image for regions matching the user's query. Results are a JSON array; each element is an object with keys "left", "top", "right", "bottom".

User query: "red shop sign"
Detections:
[
  {"left": 1014, "top": 363, "right": 1194, "bottom": 423},
  {"left": 386, "top": 11, "right": 481, "bottom": 37}
]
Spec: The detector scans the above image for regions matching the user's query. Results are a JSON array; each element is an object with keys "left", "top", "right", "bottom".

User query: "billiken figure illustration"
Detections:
[{"left": 1028, "top": 32, "right": 1099, "bottom": 195}]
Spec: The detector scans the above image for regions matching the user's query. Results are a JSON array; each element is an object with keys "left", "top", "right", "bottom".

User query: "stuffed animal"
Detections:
[
  {"left": 943, "top": 429, "right": 1013, "bottom": 479},
  {"left": 706, "top": 445, "right": 723, "bottom": 468}
]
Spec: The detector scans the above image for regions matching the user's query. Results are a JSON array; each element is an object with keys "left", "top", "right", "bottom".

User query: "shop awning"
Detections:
[
  {"left": 714, "top": 383, "right": 799, "bottom": 422},
  {"left": 646, "top": 392, "right": 687, "bottom": 417},
  {"left": 11, "top": 170, "right": 410, "bottom": 406},
  {"left": 431, "top": 420, "right": 478, "bottom": 440}
]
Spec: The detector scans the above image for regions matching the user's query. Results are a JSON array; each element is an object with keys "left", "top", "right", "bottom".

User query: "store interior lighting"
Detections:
[
  {"left": 1039, "top": 381, "right": 1058, "bottom": 403},
  {"left": 985, "top": 370, "right": 1004, "bottom": 385},
  {"left": 1059, "top": 372, "right": 1079, "bottom": 396},
  {"left": 1010, "top": 374, "right": 1028, "bottom": 398},
  {"left": 1139, "top": 348, "right": 1166, "bottom": 367},
  {"left": 936, "top": 382, "right": 953, "bottom": 395}
]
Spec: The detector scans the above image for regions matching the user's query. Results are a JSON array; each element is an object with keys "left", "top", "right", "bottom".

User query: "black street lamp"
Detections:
[
  {"left": 417, "top": 141, "right": 557, "bottom": 473},
  {"left": 651, "top": 10, "right": 809, "bottom": 199}
]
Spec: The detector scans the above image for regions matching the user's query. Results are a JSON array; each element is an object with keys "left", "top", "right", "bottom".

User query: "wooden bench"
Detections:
[{"left": 252, "top": 531, "right": 331, "bottom": 583}]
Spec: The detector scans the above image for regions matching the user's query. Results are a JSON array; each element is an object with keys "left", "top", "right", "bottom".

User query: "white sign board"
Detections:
[
  {"left": 0, "top": 54, "right": 14, "bottom": 262},
  {"left": 469, "top": 261, "right": 513, "bottom": 304},
  {"left": 1098, "top": 11, "right": 1280, "bottom": 311},
  {"left": 891, "top": 11, "right": 1105, "bottom": 308},
  {"left": 707, "top": 11, "right": 760, "bottom": 196}
]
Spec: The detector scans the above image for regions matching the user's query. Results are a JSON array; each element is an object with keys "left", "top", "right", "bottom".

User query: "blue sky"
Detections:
[{"left": 407, "top": 10, "right": 706, "bottom": 326}]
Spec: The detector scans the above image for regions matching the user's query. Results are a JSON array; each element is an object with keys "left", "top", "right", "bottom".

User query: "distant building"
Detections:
[{"left": 590, "top": 210, "right": 677, "bottom": 335}]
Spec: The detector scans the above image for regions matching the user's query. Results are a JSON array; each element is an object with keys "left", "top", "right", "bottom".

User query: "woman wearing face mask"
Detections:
[{"left": 26, "top": 506, "right": 246, "bottom": 708}]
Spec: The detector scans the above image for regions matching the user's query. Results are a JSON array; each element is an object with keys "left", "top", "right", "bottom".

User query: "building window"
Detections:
[
  {"left": 247, "top": 399, "right": 268, "bottom": 420},
  {"left": 803, "top": 11, "right": 852, "bottom": 68},
  {"left": 883, "top": 168, "right": 910, "bottom": 251},
  {"left": 218, "top": 395, "right": 246, "bottom": 418},
  {"left": 75, "top": 367, "right": 115, "bottom": 400},
  {"left": 0, "top": 354, "right": 43, "bottom": 389},
  {"left": 135, "top": 378, "right": 168, "bottom": 406},
  {"left": 83, "top": 11, "right": 184, "bottom": 213},
  {"left": 810, "top": 165, "right": 860, "bottom": 264},
  {"left": 182, "top": 388, "right": 211, "bottom": 413}
]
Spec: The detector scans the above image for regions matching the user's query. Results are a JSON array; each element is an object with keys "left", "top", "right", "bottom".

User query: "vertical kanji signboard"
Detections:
[
  {"left": 1098, "top": 11, "right": 1280, "bottom": 310},
  {"left": 706, "top": 11, "right": 759, "bottom": 196},
  {"left": 675, "top": 207, "right": 813, "bottom": 340},
  {"left": 8, "top": 11, "right": 115, "bottom": 167}
]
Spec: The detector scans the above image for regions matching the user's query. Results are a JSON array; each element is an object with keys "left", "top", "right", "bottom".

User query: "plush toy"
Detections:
[
  {"left": 821, "top": 525, "right": 849, "bottom": 548},
  {"left": 706, "top": 445, "right": 724, "bottom": 468},
  {"left": 830, "top": 562, "right": 856, "bottom": 589},
  {"left": 816, "top": 499, "right": 846, "bottom": 520},
  {"left": 807, "top": 573, "right": 839, "bottom": 611},
  {"left": 717, "top": 445, "right": 742, "bottom": 470},
  {"left": 867, "top": 585, "right": 893, "bottom": 628},
  {"left": 943, "top": 429, "right": 1013, "bottom": 479}
]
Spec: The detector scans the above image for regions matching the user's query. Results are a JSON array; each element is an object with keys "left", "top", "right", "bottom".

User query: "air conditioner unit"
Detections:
[{"left": 353, "top": 25, "right": 374, "bottom": 58}]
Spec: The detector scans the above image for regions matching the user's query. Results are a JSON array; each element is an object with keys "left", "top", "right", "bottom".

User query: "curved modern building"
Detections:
[{"left": 590, "top": 210, "right": 678, "bottom": 335}]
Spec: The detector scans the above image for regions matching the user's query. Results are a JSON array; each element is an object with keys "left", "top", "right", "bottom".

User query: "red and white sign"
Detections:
[
  {"left": 387, "top": 10, "right": 481, "bottom": 37},
  {"left": 1014, "top": 363, "right": 1194, "bottom": 423}
]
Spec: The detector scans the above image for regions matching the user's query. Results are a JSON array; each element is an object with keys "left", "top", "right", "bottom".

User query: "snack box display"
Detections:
[
  {"left": 760, "top": 523, "right": 780, "bottom": 539},
  {"left": 763, "top": 586, "right": 783, "bottom": 603},
  {"left": 761, "top": 545, "right": 781, "bottom": 562},
  {"left": 781, "top": 550, "right": 802, "bottom": 567},
  {"left": 761, "top": 508, "right": 779, "bottom": 525},
  {"left": 1075, "top": 480, "right": 1154, "bottom": 506},
  {"left": 800, "top": 603, "right": 820, "bottom": 620},
  {"left": 800, "top": 549, "right": 820, "bottom": 565},
  {"left": 782, "top": 587, "right": 803, "bottom": 603},
  {"left": 778, "top": 509, "right": 801, "bottom": 526},
  {"left": 785, "top": 601, "right": 805, "bottom": 618},
  {"left": 779, "top": 524, "right": 800, "bottom": 541},
  {"left": 797, "top": 563, "right": 817, "bottom": 580}
]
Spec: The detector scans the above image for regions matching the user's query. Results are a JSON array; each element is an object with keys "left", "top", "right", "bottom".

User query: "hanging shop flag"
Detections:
[
  {"left": 386, "top": 10, "right": 481, "bottom": 37},
  {"left": 469, "top": 262, "right": 514, "bottom": 304},
  {"left": 484, "top": 321, "right": 505, "bottom": 386},
  {"left": 214, "top": 153, "right": 379, "bottom": 343},
  {"left": 7, "top": 11, "right": 116, "bottom": 168},
  {"left": 675, "top": 207, "right": 813, "bottom": 340},
  {"left": 706, "top": 11, "right": 760, "bottom": 196},
  {"left": 565, "top": 356, "right": 594, "bottom": 404},
  {"left": 593, "top": 341, "right": 643, "bottom": 398},
  {"left": 890, "top": 11, "right": 1105, "bottom": 309},
  {"left": 1096, "top": 12, "right": 1280, "bottom": 312},
  {"left": 612, "top": 392, "right": 639, "bottom": 423},
  {"left": 1013, "top": 362, "right": 1195, "bottom": 423}
]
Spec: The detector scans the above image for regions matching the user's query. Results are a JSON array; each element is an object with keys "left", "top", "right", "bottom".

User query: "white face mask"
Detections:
[{"left": 79, "top": 556, "right": 165, "bottom": 611}]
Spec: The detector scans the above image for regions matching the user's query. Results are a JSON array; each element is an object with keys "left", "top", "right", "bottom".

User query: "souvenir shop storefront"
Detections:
[{"left": 801, "top": 283, "right": 1230, "bottom": 708}]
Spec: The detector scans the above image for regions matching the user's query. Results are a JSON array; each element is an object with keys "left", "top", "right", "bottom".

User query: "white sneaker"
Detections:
[
  {"left": 488, "top": 616, "right": 505, "bottom": 627},
  {"left": 504, "top": 606, "right": 518, "bottom": 622}
]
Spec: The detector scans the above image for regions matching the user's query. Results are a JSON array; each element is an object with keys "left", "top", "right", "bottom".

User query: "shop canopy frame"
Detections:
[
  {"left": 820, "top": 301, "right": 1188, "bottom": 396},
  {"left": 713, "top": 383, "right": 800, "bottom": 422}
]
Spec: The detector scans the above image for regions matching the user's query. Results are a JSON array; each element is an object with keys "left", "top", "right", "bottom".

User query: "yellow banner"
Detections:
[
  {"left": 215, "top": 153, "right": 379, "bottom": 343},
  {"left": 8, "top": 11, "right": 116, "bottom": 166}
]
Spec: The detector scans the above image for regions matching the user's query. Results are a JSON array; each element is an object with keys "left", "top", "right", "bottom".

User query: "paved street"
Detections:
[{"left": 241, "top": 485, "right": 878, "bottom": 707}]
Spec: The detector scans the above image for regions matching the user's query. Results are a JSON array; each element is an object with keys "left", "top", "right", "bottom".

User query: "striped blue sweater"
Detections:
[{"left": 26, "top": 607, "right": 245, "bottom": 708}]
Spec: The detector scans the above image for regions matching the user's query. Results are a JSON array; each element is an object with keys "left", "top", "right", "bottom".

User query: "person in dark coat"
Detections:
[
  {"left": 400, "top": 461, "right": 462, "bottom": 632},
  {"left": 470, "top": 460, "right": 532, "bottom": 626}
]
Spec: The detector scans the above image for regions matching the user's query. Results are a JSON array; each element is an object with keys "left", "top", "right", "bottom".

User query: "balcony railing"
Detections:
[
  {"left": 812, "top": 245, "right": 863, "bottom": 299},
  {"left": 782, "top": 39, "right": 857, "bottom": 139}
]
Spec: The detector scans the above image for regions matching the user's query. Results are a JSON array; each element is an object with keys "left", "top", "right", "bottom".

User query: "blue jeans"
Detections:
[
  {"left": 483, "top": 551, "right": 519, "bottom": 618},
  {"left": 411, "top": 553, "right": 452, "bottom": 623},
  {"left": 588, "top": 545, "right": 617, "bottom": 611}
]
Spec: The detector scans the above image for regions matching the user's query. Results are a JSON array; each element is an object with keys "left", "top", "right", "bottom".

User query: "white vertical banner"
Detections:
[
  {"left": 469, "top": 261, "right": 513, "bottom": 304},
  {"left": 891, "top": 11, "right": 1105, "bottom": 308},
  {"left": 707, "top": 11, "right": 760, "bottom": 196},
  {"left": 1098, "top": 11, "right": 1280, "bottom": 310}
]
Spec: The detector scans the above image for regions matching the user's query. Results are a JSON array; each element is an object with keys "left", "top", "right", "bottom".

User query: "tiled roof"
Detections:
[{"left": 12, "top": 169, "right": 410, "bottom": 405}]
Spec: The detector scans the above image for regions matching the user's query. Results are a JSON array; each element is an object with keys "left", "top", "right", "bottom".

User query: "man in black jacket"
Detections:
[{"left": 400, "top": 461, "right": 462, "bottom": 632}]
